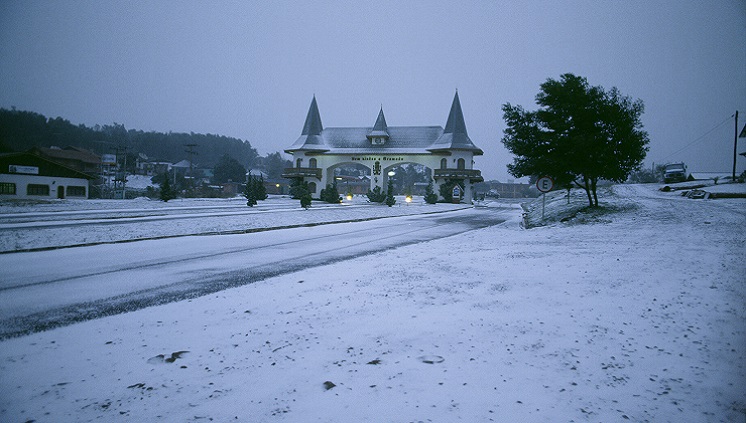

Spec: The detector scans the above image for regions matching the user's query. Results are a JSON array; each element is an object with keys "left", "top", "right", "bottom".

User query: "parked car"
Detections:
[{"left": 663, "top": 163, "right": 688, "bottom": 183}]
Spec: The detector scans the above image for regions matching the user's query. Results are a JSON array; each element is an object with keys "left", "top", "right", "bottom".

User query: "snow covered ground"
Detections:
[
  {"left": 0, "top": 185, "right": 744, "bottom": 422},
  {"left": 0, "top": 196, "right": 470, "bottom": 252}
]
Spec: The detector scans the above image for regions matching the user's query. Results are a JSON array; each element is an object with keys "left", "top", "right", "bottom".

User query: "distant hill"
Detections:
[{"left": 0, "top": 108, "right": 258, "bottom": 168}]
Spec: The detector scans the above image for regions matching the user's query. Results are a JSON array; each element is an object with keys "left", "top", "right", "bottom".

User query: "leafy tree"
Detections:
[
  {"left": 385, "top": 178, "right": 396, "bottom": 207},
  {"left": 212, "top": 154, "right": 247, "bottom": 184},
  {"left": 366, "top": 185, "right": 386, "bottom": 203},
  {"left": 424, "top": 179, "right": 438, "bottom": 204},
  {"left": 502, "top": 73, "right": 649, "bottom": 207}
]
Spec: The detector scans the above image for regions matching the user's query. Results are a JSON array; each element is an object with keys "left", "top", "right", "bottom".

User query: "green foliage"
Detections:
[
  {"left": 385, "top": 178, "right": 396, "bottom": 207},
  {"left": 243, "top": 180, "right": 257, "bottom": 206},
  {"left": 439, "top": 180, "right": 463, "bottom": 203},
  {"left": 243, "top": 173, "right": 267, "bottom": 206},
  {"left": 424, "top": 179, "right": 438, "bottom": 204},
  {"left": 289, "top": 179, "right": 313, "bottom": 208},
  {"left": 366, "top": 185, "right": 386, "bottom": 203},
  {"left": 159, "top": 174, "right": 176, "bottom": 202},
  {"left": 0, "top": 108, "right": 259, "bottom": 169},
  {"left": 212, "top": 154, "right": 247, "bottom": 184},
  {"left": 152, "top": 170, "right": 186, "bottom": 196},
  {"left": 501, "top": 73, "right": 649, "bottom": 207},
  {"left": 260, "top": 152, "right": 291, "bottom": 180},
  {"left": 256, "top": 174, "right": 268, "bottom": 200},
  {"left": 289, "top": 179, "right": 309, "bottom": 200},
  {"left": 320, "top": 183, "right": 341, "bottom": 204}
]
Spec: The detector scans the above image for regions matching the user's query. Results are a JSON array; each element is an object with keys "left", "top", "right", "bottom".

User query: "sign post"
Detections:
[{"left": 536, "top": 176, "right": 554, "bottom": 221}]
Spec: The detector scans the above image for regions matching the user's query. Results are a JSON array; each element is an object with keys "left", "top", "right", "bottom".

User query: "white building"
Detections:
[
  {"left": 283, "top": 92, "right": 484, "bottom": 202},
  {"left": 0, "top": 153, "right": 93, "bottom": 199}
]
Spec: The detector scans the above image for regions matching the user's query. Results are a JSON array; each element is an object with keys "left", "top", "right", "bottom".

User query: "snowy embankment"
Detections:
[{"left": 0, "top": 185, "right": 744, "bottom": 422}]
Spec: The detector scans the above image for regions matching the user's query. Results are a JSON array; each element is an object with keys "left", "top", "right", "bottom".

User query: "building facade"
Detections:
[
  {"left": 283, "top": 92, "right": 483, "bottom": 202},
  {"left": 0, "top": 153, "right": 94, "bottom": 199}
]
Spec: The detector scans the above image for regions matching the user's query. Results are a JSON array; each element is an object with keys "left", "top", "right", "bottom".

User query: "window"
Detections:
[
  {"left": 308, "top": 182, "right": 317, "bottom": 194},
  {"left": 66, "top": 186, "right": 86, "bottom": 197},
  {"left": 309, "top": 158, "right": 317, "bottom": 168},
  {"left": 457, "top": 158, "right": 465, "bottom": 170},
  {"left": 27, "top": 184, "right": 50, "bottom": 196},
  {"left": 0, "top": 182, "right": 16, "bottom": 195},
  {"left": 296, "top": 158, "right": 303, "bottom": 168},
  {"left": 440, "top": 158, "right": 447, "bottom": 169}
]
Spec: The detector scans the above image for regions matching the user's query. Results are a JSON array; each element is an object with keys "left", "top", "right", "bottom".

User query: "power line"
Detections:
[{"left": 660, "top": 114, "right": 733, "bottom": 161}]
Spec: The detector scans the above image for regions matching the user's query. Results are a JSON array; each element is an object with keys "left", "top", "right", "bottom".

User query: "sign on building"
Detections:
[
  {"left": 102, "top": 154, "right": 117, "bottom": 165},
  {"left": 9, "top": 165, "right": 39, "bottom": 175}
]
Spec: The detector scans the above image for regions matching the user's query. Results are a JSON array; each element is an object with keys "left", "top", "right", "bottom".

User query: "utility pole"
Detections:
[
  {"left": 122, "top": 146, "right": 127, "bottom": 199},
  {"left": 113, "top": 145, "right": 128, "bottom": 199},
  {"left": 733, "top": 110, "right": 739, "bottom": 181}
]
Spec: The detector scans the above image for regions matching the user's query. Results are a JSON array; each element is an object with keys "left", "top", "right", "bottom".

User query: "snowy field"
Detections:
[{"left": 0, "top": 184, "right": 744, "bottom": 422}]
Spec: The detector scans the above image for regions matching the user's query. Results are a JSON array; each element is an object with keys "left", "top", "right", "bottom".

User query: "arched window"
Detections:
[
  {"left": 457, "top": 158, "right": 465, "bottom": 170},
  {"left": 440, "top": 158, "right": 447, "bottom": 169},
  {"left": 309, "top": 158, "right": 317, "bottom": 168},
  {"left": 296, "top": 158, "right": 302, "bottom": 168},
  {"left": 308, "top": 182, "right": 317, "bottom": 194}
]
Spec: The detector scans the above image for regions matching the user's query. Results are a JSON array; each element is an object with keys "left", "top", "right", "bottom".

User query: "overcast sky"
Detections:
[{"left": 1, "top": 1, "right": 744, "bottom": 181}]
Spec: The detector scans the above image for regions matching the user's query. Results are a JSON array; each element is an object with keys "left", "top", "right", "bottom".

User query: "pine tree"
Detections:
[
  {"left": 160, "top": 175, "right": 175, "bottom": 202},
  {"left": 424, "top": 179, "right": 438, "bottom": 204},
  {"left": 385, "top": 178, "right": 396, "bottom": 207},
  {"left": 300, "top": 192, "right": 312, "bottom": 209},
  {"left": 244, "top": 182, "right": 257, "bottom": 206},
  {"left": 256, "top": 174, "right": 268, "bottom": 200},
  {"left": 366, "top": 185, "right": 386, "bottom": 203},
  {"left": 243, "top": 174, "right": 257, "bottom": 207},
  {"left": 320, "top": 183, "right": 341, "bottom": 204}
]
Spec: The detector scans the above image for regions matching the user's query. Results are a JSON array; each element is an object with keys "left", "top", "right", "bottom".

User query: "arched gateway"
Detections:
[{"left": 283, "top": 92, "right": 483, "bottom": 202}]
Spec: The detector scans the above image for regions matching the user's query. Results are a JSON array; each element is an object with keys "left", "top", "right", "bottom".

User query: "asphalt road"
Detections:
[{"left": 0, "top": 206, "right": 516, "bottom": 339}]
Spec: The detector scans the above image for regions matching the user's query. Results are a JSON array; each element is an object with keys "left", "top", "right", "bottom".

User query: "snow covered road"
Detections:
[
  {"left": 0, "top": 196, "right": 474, "bottom": 252},
  {"left": 0, "top": 205, "right": 515, "bottom": 339}
]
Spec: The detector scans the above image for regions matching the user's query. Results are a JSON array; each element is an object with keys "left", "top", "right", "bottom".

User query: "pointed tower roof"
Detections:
[
  {"left": 429, "top": 91, "right": 483, "bottom": 155},
  {"left": 302, "top": 95, "right": 323, "bottom": 136},
  {"left": 286, "top": 96, "right": 329, "bottom": 153},
  {"left": 367, "top": 107, "right": 390, "bottom": 139},
  {"left": 444, "top": 91, "right": 468, "bottom": 136}
]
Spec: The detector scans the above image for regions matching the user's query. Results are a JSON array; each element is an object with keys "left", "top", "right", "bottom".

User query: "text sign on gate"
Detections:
[{"left": 536, "top": 176, "right": 554, "bottom": 193}]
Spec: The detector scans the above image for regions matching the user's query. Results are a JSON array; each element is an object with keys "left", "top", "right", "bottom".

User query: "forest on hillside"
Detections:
[{"left": 0, "top": 108, "right": 259, "bottom": 168}]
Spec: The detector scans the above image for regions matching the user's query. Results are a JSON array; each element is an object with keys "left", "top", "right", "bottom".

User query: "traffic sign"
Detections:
[{"left": 536, "top": 176, "right": 554, "bottom": 193}]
